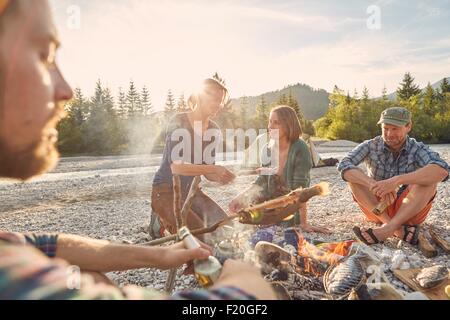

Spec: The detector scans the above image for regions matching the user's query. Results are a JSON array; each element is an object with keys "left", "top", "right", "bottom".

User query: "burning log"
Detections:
[
  {"left": 238, "top": 183, "right": 329, "bottom": 225},
  {"left": 255, "top": 241, "right": 327, "bottom": 277}
]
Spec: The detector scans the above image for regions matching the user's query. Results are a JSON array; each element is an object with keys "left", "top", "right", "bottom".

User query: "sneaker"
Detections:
[{"left": 148, "top": 213, "right": 165, "bottom": 239}]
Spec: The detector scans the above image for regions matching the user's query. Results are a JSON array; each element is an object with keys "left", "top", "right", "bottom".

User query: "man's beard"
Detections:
[
  {"left": 0, "top": 101, "right": 65, "bottom": 181},
  {"left": 0, "top": 135, "right": 60, "bottom": 181}
]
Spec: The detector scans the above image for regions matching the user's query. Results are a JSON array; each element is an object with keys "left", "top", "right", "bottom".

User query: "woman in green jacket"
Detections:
[{"left": 229, "top": 105, "right": 330, "bottom": 234}]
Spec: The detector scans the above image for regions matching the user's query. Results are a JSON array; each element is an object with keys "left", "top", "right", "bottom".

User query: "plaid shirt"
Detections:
[
  {"left": 0, "top": 231, "right": 256, "bottom": 300},
  {"left": 338, "top": 136, "right": 450, "bottom": 181}
]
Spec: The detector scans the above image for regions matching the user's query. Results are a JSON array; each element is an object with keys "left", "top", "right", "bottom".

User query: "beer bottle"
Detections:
[{"left": 178, "top": 226, "right": 222, "bottom": 287}]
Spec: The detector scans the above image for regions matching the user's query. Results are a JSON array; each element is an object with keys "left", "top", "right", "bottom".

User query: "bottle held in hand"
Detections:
[{"left": 178, "top": 227, "right": 222, "bottom": 287}]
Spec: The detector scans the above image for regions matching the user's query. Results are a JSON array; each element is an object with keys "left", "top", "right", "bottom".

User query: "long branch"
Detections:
[{"left": 143, "top": 215, "right": 238, "bottom": 246}]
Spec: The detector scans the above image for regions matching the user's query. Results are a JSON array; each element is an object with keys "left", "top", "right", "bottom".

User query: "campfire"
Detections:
[{"left": 144, "top": 175, "right": 449, "bottom": 300}]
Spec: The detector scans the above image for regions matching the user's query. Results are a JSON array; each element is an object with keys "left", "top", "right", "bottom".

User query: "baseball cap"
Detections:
[{"left": 377, "top": 107, "right": 412, "bottom": 126}]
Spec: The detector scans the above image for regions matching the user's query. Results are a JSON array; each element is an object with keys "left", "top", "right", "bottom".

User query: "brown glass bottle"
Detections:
[{"left": 178, "top": 227, "right": 222, "bottom": 287}]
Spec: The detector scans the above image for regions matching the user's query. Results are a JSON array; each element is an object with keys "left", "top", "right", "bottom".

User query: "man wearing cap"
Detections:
[
  {"left": 0, "top": 0, "right": 275, "bottom": 300},
  {"left": 338, "top": 107, "right": 449, "bottom": 245}
]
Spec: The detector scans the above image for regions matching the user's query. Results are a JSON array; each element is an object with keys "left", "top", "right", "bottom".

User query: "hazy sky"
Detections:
[{"left": 50, "top": 0, "right": 450, "bottom": 109}]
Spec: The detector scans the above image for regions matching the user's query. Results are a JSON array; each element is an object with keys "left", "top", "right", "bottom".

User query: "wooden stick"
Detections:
[
  {"left": 181, "top": 176, "right": 202, "bottom": 227},
  {"left": 173, "top": 175, "right": 182, "bottom": 229},
  {"left": 143, "top": 215, "right": 239, "bottom": 246},
  {"left": 165, "top": 176, "right": 183, "bottom": 294},
  {"left": 164, "top": 268, "right": 177, "bottom": 293}
]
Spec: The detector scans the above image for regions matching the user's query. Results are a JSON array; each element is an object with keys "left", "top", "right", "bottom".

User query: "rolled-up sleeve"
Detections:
[
  {"left": 337, "top": 141, "right": 370, "bottom": 181},
  {"left": 415, "top": 145, "right": 450, "bottom": 182},
  {"left": 24, "top": 233, "right": 59, "bottom": 258}
]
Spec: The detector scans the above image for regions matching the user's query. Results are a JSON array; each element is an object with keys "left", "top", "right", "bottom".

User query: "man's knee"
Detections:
[{"left": 408, "top": 183, "right": 437, "bottom": 198}]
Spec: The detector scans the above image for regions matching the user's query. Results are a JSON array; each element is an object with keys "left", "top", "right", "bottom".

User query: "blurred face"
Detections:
[
  {"left": 197, "top": 83, "right": 226, "bottom": 118},
  {"left": 268, "top": 111, "right": 285, "bottom": 140},
  {"left": 382, "top": 123, "right": 411, "bottom": 151},
  {"left": 0, "top": 0, "right": 73, "bottom": 180}
]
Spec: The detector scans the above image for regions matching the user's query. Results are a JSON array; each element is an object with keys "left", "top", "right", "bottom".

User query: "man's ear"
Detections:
[{"left": 405, "top": 122, "right": 412, "bottom": 133}]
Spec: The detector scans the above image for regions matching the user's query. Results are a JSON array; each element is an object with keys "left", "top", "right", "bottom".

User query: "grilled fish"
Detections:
[
  {"left": 415, "top": 265, "right": 449, "bottom": 289},
  {"left": 325, "top": 255, "right": 365, "bottom": 296}
]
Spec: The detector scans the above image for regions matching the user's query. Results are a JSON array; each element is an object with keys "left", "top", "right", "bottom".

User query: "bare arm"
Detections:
[
  {"left": 396, "top": 164, "right": 448, "bottom": 186},
  {"left": 372, "top": 164, "right": 448, "bottom": 197},
  {"left": 342, "top": 168, "right": 376, "bottom": 189},
  {"left": 55, "top": 234, "right": 210, "bottom": 272},
  {"left": 171, "top": 163, "right": 235, "bottom": 184},
  {"left": 171, "top": 163, "right": 216, "bottom": 176}
]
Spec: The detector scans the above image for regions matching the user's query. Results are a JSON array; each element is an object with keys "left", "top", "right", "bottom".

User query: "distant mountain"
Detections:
[
  {"left": 231, "top": 83, "right": 330, "bottom": 120},
  {"left": 385, "top": 77, "right": 450, "bottom": 100}
]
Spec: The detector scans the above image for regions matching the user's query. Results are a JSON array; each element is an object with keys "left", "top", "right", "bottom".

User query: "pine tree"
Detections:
[
  {"left": 423, "top": 83, "right": 436, "bottom": 115},
  {"left": 239, "top": 95, "right": 249, "bottom": 129},
  {"left": 90, "top": 80, "right": 105, "bottom": 118},
  {"left": 126, "top": 80, "right": 140, "bottom": 118},
  {"left": 278, "top": 93, "right": 288, "bottom": 105},
  {"left": 70, "top": 87, "right": 87, "bottom": 126},
  {"left": 117, "top": 88, "right": 127, "bottom": 118},
  {"left": 440, "top": 78, "right": 450, "bottom": 94},
  {"left": 165, "top": 89, "right": 176, "bottom": 117},
  {"left": 397, "top": 72, "right": 421, "bottom": 101},
  {"left": 362, "top": 86, "right": 370, "bottom": 101},
  {"left": 381, "top": 85, "right": 388, "bottom": 101},
  {"left": 256, "top": 95, "right": 268, "bottom": 129},
  {"left": 176, "top": 93, "right": 187, "bottom": 113},
  {"left": 346, "top": 92, "right": 352, "bottom": 105},
  {"left": 287, "top": 91, "right": 304, "bottom": 124},
  {"left": 141, "top": 86, "right": 153, "bottom": 116},
  {"left": 102, "top": 88, "right": 115, "bottom": 115}
]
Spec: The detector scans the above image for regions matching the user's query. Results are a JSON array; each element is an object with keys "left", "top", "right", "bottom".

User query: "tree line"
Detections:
[
  {"left": 314, "top": 73, "right": 450, "bottom": 143},
  {"left": 57, "top": 73, "right": 315, "bottom": 156}
]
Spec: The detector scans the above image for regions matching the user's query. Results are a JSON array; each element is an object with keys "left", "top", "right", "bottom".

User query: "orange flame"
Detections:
[{"left": 296, "top": 230, "right": 355, "bottom": 266}]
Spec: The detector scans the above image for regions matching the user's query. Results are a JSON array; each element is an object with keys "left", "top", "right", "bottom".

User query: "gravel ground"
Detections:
[{"left": 0, "top": 144, "right": 449, "bottom": 297}]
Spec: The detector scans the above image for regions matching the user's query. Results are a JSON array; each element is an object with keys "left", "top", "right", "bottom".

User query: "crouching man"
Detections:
[{"left": 337, "top": 107, "right": 449, "bottom": 245}]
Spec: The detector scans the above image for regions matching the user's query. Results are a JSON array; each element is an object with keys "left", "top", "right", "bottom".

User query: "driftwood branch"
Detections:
[
  {"left": 165, "top": 176, "right": 183, "bottom": 294},
  {"left": 238, "top": 183, "right": 329, "bottom": 225},
  {"left": 173, "top": 175, "right": 182, "bottom": 230},
  {"left": 143, "top": 215, "right": 239, "bottom": 246},
  {"left": 181, "top": 176, "right": 202, "bottom": 227}
]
